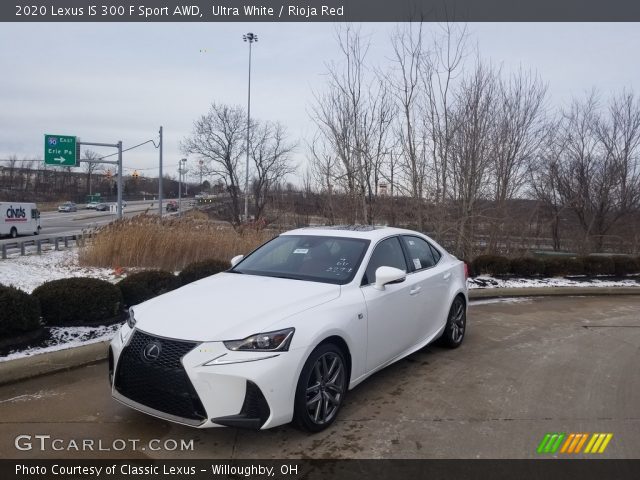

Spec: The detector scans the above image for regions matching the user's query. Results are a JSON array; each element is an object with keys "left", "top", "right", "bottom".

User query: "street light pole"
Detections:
[
  {"left": 158, "top": 126, "right": 163, "bottom": 216},
  {"left": 243, "top": 32, "right": 257, "bottom": 223}
]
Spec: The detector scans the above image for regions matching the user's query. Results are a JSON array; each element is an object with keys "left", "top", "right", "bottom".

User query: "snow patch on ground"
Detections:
[
  {"left": 0, "top": 324, "right": 121, "bottom": 362},
  {"left": 0, "top": 250, "right": 118, "bottom": 293},
  {"left": 469, "top": 297, "right": 534, "bottom": 306},
  {"left": 468, "top": 275, "right": 640, "bottom": 289}
]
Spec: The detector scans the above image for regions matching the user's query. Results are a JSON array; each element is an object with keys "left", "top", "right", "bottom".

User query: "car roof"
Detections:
[{"left": 282, "top": 225, "right": 427, "bottom": 241}]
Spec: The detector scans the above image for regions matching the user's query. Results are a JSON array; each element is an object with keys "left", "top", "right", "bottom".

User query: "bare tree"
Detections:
[
  {"left": 449, "top": 61, "right": 498, "bottom": 258},
  {"left": 389, "top": 23, "right": 429, "bottom": 229},
  {"left": 250, "top": 121, "right": 296, "bottom": 224},
  {"left": 309, "top": 135, "right": 340, "bottom": 224},
  {"left": 181, "top": 103, "right": 246, "bottom": 225},
  {"left": 488, "top": 70, "right": 548, "bottom": 250},
  {"left": 529, "top": 121, "right": 566, "bottom": 251},
  {"left": 553, "top": 91, "right": 640, "bottom": 251},
  {"left": 311, "top": 26, "right": 394, "bottom": 224},
  {"left": 422, "top": 23, "right": 467, "bottom": 211}
]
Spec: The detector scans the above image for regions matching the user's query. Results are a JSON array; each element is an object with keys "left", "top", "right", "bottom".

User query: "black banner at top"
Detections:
[{"left": 3, "top": 0, "right": 640, "bottom": 22}]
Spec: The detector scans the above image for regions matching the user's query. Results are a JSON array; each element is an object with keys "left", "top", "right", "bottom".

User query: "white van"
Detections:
[{"left": 0, "top": 203, "right": 41, "bottom": 238}]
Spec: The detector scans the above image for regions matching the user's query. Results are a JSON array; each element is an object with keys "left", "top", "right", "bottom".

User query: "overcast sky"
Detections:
[{"left": 2, "top": 22, "right": 640, "bottom": 181}]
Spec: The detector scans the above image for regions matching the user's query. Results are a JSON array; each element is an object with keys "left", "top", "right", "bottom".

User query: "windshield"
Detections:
[{"left": 232, "top": 235, "right": 370, "bottom": 285}]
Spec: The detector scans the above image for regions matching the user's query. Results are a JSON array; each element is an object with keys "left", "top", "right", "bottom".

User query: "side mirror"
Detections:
[
  {"left": 374, "top": 266, "right": 406, "bottom": 290},
  {"left": 230, "top": 255, "right": 244, "bottom": 267}
]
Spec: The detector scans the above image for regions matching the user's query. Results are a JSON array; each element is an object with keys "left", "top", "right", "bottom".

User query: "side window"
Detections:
[
  {"left": 362, "top": 237, "right": 407, "bottom": 285},
  {"left": 402, "top": 236, "right": 437, "bottom": 271},
  {"left": 429, "top": 244, "right": 442, "bottom": 263}
]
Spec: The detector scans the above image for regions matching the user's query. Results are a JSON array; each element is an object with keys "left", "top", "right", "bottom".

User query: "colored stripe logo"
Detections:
[{"left": 537, "top": 433, "right": 613, "bottom": 454}]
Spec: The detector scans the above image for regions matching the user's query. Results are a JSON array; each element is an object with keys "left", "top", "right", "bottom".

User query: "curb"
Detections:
[
  {"left": 1, "top": 287, "right": 640, "bottom": 386},
  {"left": 468, "top": 286, "right": 640, "bottom": 299},
  {"left": 0, "top": 340, "right": 109, "bottom": 386}
]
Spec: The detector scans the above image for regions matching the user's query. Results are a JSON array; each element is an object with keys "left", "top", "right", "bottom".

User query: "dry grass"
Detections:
[{"left": 78, "top": 214, "right": 276, "bottom": 271}]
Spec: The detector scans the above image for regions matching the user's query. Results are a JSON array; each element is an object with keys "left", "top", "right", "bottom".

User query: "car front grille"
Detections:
[{"left": 114, "top": 330, "right": 207, "bottom": 422}]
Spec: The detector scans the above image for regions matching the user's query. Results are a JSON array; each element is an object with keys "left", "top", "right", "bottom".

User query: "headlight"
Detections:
[
  {"left": 126, "top": 307, "right": 136, "bottom": 329},
  {"left": 223, "top": 328, "right": 295, "bottom": 352}
]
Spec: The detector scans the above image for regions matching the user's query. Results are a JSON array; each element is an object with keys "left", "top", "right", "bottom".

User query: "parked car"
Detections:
[
  {"left": 110, "top": 226, "right": 468, "bottom": 432},
  {"left": 58, "top": 202, "right": 77, "bottom": 213},
  {"left": 95, "top": 203, "right": 109, "bottom": 211},
  {"left": 166, "top": 201, "right": 178, "bottom": 212}
]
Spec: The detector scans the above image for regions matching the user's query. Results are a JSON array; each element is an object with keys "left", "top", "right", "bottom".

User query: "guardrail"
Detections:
[{"left": 1, "top": 233, "right": 92, "bottom": 259}]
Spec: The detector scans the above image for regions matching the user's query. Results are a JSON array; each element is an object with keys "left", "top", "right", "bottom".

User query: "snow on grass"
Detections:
[
  {"left": 0, "top": 323, "right": 121, "bottom": 362},
  {"left": 0, "top": 249, "right": 118, "bottom": 293},
  {"left": 468, "top": 275, "right": 640, "bottom": 289}
]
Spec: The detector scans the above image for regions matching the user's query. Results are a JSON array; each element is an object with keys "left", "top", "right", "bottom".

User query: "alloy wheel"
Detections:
[
  {"left": 305, "top": 352, "right": 345, "bottom": 425},
  {"left": 450, "top": 298, "right": 466, "bottom": 343}
]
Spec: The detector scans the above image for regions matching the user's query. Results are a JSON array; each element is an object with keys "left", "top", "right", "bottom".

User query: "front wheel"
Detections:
[
  {"left": 439, "top": 296, "right": 467, "bottom": 349},
  {"left": 293, "top": 343, "right": 347, "bottom": 432},
  {"left": 10, "top": 227, "right": 17, "bottom": 239}
]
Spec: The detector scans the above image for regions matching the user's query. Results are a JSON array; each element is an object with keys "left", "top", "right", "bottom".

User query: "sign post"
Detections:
[
  {"left": 44, "top": 134, "right": 124, "bottom": 219},
  {"left": 44, "top": 134, "right": 77, "bottom": 166}
]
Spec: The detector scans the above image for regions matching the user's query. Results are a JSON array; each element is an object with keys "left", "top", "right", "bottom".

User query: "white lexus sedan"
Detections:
[{"left": 109, "top": 226, "right": 468, "bottom": 432}]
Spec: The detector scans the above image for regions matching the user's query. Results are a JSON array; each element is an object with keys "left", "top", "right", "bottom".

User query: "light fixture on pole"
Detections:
[{"left": 243, "top": 32, "right": 257, "bottom": 223}]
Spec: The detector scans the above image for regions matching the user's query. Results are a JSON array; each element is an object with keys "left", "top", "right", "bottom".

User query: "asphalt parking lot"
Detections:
[{"left": 0, "top": 295, "right": 638, "bottom": 459}]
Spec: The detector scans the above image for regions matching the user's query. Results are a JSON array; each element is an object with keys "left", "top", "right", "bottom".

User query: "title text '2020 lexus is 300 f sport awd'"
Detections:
[{"left": 109, "top": 226, "right": 468, "bottom": 432}]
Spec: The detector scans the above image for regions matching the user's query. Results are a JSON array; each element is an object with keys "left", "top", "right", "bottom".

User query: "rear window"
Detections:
[{"left": 401, "top": 236, "right": 440, "bottom": 271}]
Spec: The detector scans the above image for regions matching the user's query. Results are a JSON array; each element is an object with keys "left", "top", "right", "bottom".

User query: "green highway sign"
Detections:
[{"left": 45, "top": 134, "right": 77, "bottom": 166}]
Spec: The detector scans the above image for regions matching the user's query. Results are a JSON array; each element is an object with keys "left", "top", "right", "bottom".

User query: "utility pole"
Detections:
[
  {"left": 158, "top": 126, "right": 163, "bottom": 216},
  {"left": 179, "top": 158, "right": 186, "bottom": 216},
  {"left": 117, "top": 141, "right": 123, "bottom": 219}
]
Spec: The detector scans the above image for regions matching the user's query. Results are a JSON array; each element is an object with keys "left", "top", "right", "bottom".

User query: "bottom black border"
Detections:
[{"left": 4, "top": 459, "right": 640, "bottom": 480}]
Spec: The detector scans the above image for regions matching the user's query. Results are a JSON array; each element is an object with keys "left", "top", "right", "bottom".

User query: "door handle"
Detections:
[
  {"left": 409, "top": 286, "right": 422, "bottom": 295},
  {"left": 443, "top": 272, "right": 452, "bottom": 280}
]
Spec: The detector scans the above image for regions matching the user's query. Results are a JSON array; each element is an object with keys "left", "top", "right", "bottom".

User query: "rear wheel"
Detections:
[
  {"left": 439, "top": 295, "right": 467, "bottom": 349},
  {"left": 10, "top": 227, "right": 17, "bottom": 239},
  {"left": 293, "top": 343, "right": 347, "bottom": 432}
]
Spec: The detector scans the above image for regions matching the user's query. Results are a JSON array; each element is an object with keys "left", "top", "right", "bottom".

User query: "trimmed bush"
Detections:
[
  {"left": 0, "top": 285, "right": 41, "bottom": 335},
  {"left": 178, "top": 258, "right": 229, "bottom": 285},
  {"left": 33, "top": 278, "right": 123, "bottom": 326},
  {"left": 510, "top": 257, "right": 545, "bottom": 277},
  {"left": 471, "top": 255, "right": 511, "bottom": 276},
  {"left": 118, "top": 270, "right": 180, "bottom": 307},
  {"left": 612, "top": 256, "right": 640, "bottom": 276},
  {"left": 542, "top": 257, "right": 585, "bottom": 277},
  {"left": 582, "top": 256, "right": 615, "bottom": 276}
]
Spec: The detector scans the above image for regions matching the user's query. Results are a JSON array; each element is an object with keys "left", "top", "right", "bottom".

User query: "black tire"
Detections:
[
  {"left": 293, "top": 343, "right": 348, "bottom": 432},
  {"left": 10, "top": 227, "right": 17, "bottom": 239},
  {"left": 439, "top": 295, "right": 467, "bottom": 349}
]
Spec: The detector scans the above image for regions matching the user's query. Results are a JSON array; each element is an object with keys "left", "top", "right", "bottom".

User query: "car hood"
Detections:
[{"left": 131, "top": 272, "right": 341, "bottom": 341}]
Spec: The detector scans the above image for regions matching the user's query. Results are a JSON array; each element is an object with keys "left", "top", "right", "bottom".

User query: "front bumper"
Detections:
[{"left": 110, "top": 327, "right": 306, "bottom": 429}]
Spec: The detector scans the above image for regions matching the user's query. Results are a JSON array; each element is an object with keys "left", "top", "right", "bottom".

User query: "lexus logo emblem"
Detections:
[{"left": 142, "top": 341, "right": 162, "bottom": 361}]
